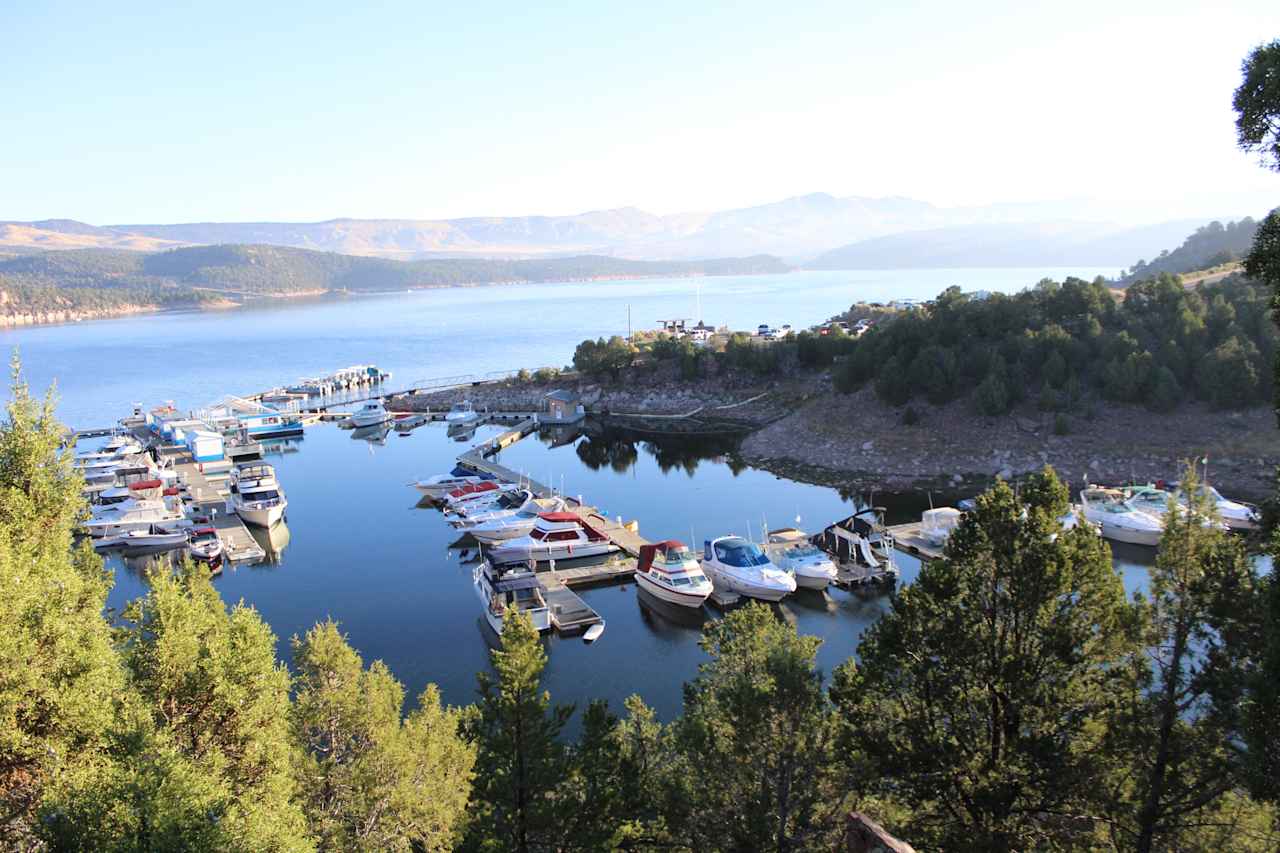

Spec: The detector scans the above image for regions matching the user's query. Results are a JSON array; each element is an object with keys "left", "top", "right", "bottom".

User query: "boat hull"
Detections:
[
  {"left": 702, "top": 564, "right": 793, "bottom": 602},
  {"left": 489, "top": 541, "right": 615, "bottom": 563},
  {"left": 1095, "top": 519, "right": 1162, "bottom": 547},
  {"left": 473, "top": 575, "right": 552, "bottom": 633},
  {"left": 234, "top": 500, "right": 286, "bottom": 528},
  {"left": 793, "top": 571, "right": 834, "bottom": 591},
  {"left": 634, "top": 572, "right": 711, "bottom": 607},
  {"left": 470, "top": 523, "right": 535, "bottom": 545}
]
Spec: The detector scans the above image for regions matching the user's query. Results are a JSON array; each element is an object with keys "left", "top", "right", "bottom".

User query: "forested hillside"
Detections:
[
  {"left": 0, "top": 244, "right": 790, "bottom": 322},
  {"left": 1120, "top": 216, "right": 1265, "bottom": 283},
  {"left": 830, "top": 273, "right": 1275, "bottom": 412}
]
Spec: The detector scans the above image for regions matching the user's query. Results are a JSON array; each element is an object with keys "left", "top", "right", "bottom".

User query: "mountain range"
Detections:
[{"left": 1, "top": 193, "right": 1263, "bottom": 269}]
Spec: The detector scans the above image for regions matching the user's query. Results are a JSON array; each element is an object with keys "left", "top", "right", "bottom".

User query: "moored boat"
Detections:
[
  {"left": 445, "top": 401, "right": 480, "bottom": 426},
  {"left": 634, "top": 540, "right": 713, "bottom": 607},
  {"left": 473, "top": 559, "right": 552, "bottom": 634},
  {"left": 765, "top": 528, "right": 838, "bottom": 590},
  {"left": 1079, "top": 487, "right": 1165, "bottom": 546},
  {"left": 185, "top": 526, "right": 224, "bottom": 572},
  {"left": 921, "top": 507, "right": 963, "bottom": 548},
  {"left": 487, "top": 512, "right": 616, "bottom": 563},
  {"left": 349, "top": 401, "right": 390, "bottom": 429},
  {"left": 414, "top": 471, "right": 497, "bottom": 498},
  {"left": 700, "top": 535, "right": 796, "bottom": 602},
  {"left": 231, "top": 463, "right": 287, "bottom": 527}
]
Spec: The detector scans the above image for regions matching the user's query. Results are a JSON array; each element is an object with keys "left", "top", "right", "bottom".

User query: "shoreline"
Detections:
[{"left": 393, "top": 376, "right": 1280, "bottom": 502}]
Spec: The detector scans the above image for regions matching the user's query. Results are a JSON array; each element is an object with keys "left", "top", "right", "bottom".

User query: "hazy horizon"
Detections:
[{"left": 4, "top": 0, "right": 1278, "bottom": 227}]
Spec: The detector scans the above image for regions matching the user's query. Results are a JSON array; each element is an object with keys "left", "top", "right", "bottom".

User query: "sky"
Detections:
[{"left": 2, "top": 0, "right": 1278, "bottom": 225}]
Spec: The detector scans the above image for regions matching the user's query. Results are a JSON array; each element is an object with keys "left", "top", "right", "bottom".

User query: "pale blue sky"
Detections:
[{"left": 3, "top": 0, "right": 1277, "bottom": 224}]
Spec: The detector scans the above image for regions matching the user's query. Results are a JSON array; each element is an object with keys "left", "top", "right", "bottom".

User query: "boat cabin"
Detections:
[{"left": 529, "top": 512, "right": 608, "bottom": 543}]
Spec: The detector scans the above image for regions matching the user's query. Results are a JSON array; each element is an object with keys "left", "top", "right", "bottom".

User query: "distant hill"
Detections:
[
  {"left": 7, "top": 193, "right": 1255, "bottom": 264},
  {"left": 1118, "top": 216, "right": 1266, "bottom": 284},
  {"left": 0, "top": 244, "right": 790, "bottom": 325},
  {"left": 804, "top": 220, "right": 1204, "bottom": 270}
]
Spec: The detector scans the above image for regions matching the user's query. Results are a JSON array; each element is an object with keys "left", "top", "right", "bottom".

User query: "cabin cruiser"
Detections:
[
  {"left": 349, "top": 401, "right": 390, "bottom": 429},
  {"left": 442, "top": 481, "right": 519, "bottom": 513},
  {"left": 1117, "top": 485, "right": 1229, "bottom": 533},
  {"left": 451, "top": 489, "right": 539, "bottom": 526},
  {"left": 185, "top": 526, "right": 224, "bottom": 571},
  {"left": 413, "top": 471, "right": 496, "bottom": 498},
  {"left": 700, "top": 536, "right": 795, "bottom": 602},
  {"left": 230, "top": 463, "right": 287, "bottom": 527},
  {"left": 765, "top": 528, "right": 838, "bottom": 591},
  {"left": 464, "top": 497, "right": 569, "bottom": 544},
  {"left": 445, "top": 401, "right": 480, "bottom": 426},
  {"left": 474, "top": 559, "right": 552, "bottom": 634},
  {"left": 76, "top": 439, "right": 143, "bottom": 464},
  {"left": 1079, "top": 487, "right": 1165, "bottom": 546},
  {"left": 635, "top": 540, "right": 714, "bottom": 607},
  {"left": 921, "top": 507, "right": 963, "bottom": 548},
  {"left": 1176, "top": 484, "right": 1260, "bottom": 530},
  {"left": 488, "top": 512, "right": 616, "bottom": 563},
  {"left": 813, "top": 508, "right": 900, "bottom": 583},
  {"left": 83, "top": 498, "right": 188, "bottom": 538},
  {"left": 93, "top": 523, "right": 189, "bottom": 555}
]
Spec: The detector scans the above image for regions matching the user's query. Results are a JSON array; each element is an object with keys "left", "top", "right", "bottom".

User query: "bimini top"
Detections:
[
  {"left": 449, "top": 481, "right": 499, "bottom": 498},
  {"left": 706, "top": 536, "right": 772, "bottom": 568},
  {"left": 638, "top": 540, "right": 690, "bottom": 573}
]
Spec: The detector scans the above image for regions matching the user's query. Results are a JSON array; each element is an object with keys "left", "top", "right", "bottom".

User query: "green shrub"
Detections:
[
  {"left": 1146, "top": 366, "right": 1183, "bottom": 412},
  {"left": 975, "top": 370, "right": 1011, "bottom": 416},
  {"left": 875, "top": 356, "right": 912, "bottom": 406}
]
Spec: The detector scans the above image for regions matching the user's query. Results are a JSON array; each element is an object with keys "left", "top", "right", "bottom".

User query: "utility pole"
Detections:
[{"left": 627, "top": 303, "right": 632, "bottom": 342}]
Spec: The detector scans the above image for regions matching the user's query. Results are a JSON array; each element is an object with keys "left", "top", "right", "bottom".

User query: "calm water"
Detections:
[{"left": 8, "top": 267, "right": 1149, "bottom": 719}]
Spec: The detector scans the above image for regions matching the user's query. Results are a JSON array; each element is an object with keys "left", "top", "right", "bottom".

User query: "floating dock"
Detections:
[
  {"left": 884, "top": 522, "right": 944, "bottom": 561},
  {"left": 173, "top": 462, "right": 265, "bottom": 563}
]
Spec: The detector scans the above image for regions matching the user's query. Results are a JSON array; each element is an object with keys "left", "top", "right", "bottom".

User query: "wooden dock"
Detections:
[
  {"left": 174, "top": 462, "right": 265, "bottom": 563},
  {"left": 885, "top": 522, "right": 944, "bottom": 561}
]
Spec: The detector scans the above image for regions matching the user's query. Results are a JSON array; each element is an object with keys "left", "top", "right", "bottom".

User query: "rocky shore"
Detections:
[{"left": 390, "top": 373, "right": 1280, "bottom": 501}]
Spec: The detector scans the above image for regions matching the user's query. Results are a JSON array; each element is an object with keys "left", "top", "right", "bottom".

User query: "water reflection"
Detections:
[
  {"left": 351, "top": 424, "right": 392, "bottom": 445},
  {"left": 635, "top": 586, "right": 709, "bottom": 631},
  {"left": 572, "top": 423, "right": 747, "bottom": 477},
  {"left": 248, "top": 521, "right": 292, "bottom": 564}
]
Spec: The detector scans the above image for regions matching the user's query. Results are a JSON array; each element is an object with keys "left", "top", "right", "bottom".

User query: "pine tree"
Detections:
[
  {"left": 291, "top": 620, "right": 474, "bottom": 852},
  {"left": 120, "top": 564, "right": 313, "bottom": 851},
  {"left": 666, "top": 603, "right": 843, "bottom": 852},
  {"left": 463, "top": 611, "right": 572, "bottom": 853},
  {"left": 1099, "top": 467, "right": 1265, "bottom": 852},
  {"left": 0, "top": 355, "right": 124, "bottom": 848},
  {"left": 832, "top": 468, "right": 1137, "bottom": 851}
]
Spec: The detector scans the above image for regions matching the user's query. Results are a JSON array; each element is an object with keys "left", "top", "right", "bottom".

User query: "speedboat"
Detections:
[
  {"left": 442, "top": 481, "right": 518, "bottom": 513},
  {"left": 83, "top": 498, "right": 188, "bottom": 538},
  {"left": 634, "top": 540, "right": 713, "bottom": 607},
  {"left": 413, "top": 471, "right": 496, "bottom": 498},
  {"left": 76, "top": 440, "right": 142, "bottom": 463},
  {"left": 474, "top": 559, "right": 552, "bottom": 634},
  {"left": 1176, "top": 484, "right": 1260, "bottom": 530},
  {"left": 230, "top": 463, "right": 287, "bottom": 528},
  {"left": 348, "top": 401, "right": 390, "bottom": 429},
  {"left": 1079, "top": 487, "right": 1165, "bottom": 546},
  {"left": 765, "top": 528, "right": 838, "bottom": 590},
  {"left": 445, "top": 401, "right": 480, "bottom": 426},
  {"left": 921, "top": 507, "right": 963, "bottom": 547},
  {"left": 488, "top": 512, "right": 616, "bottom": 563},
  {"left": 700, "top": 535, "right": 796, "bottom": 602},
  {"left": 465, "top": 498, "right": 569, "bottom": 544},
  {"left": 94, "top": 524, "right": 189, "bottom": 555},
  {"left": 1118, "top": 485, "right": 1229, "bottom": 533},
  {"left": 185, "top": 526, "right": 224, "bottom": 571},
  {"left": 452, "top": 489, "right": 543, "bottom": 524}
]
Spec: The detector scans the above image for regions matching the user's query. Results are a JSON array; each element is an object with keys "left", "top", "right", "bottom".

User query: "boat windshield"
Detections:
[
  {"left": 243, "top": 489, "right": 280, "bottom": 502},
  {"left": 715, "top": 540, "right": 771, "bottom": 567},
  {"left": 659, "top": 547, "right": 694, "bottom": 564},
  {"left": 786, "top": 544, "right": 822, "bottom": 559}
]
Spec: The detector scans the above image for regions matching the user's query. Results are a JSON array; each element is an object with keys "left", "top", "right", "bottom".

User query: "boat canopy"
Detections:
[
  {"left": 706, "top": 537, "right": 771, "bottom": 567},
  {"left": 537, "top": 511, "right": 608, "bottom": 541},
  {"left": 450, "top": 465, "right": 495, "bottom": 479},
  {"left": 638, "top": 540, "right": 687, "bottom": 573},
  {"left": 494, "top": 574, "right": 541, "bottom": 592},
  {"left": 128, "top": 479, "right": 163, "bottom": 491}
]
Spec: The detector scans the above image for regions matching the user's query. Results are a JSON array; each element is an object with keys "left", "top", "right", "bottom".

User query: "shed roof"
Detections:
[{"left": 544, "top": 389, "right": 580, "bottom": 403}]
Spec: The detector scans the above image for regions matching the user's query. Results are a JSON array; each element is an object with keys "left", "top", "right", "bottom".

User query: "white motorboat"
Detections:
[
  {"left": 1079, "top": 487, "right": 1165, "bottom": 546},
  {"left": 1118, "top": 485, "right": 1230, "bottom": 533},
  {"left": 83, "top": 498, "right": 188, "bottom": 538},
  {"left": 765, "top": 528, "right": 838, "bottom": 591},
  {"left": 488, "top": 512, "right": 617, "bottom": 563},
  {"left": 185, "top": 526, "right": 224, "bottom": 572},
  {"left": 635, "top": 540, "right": 713, "bottom": 607},
  {"left": 348, "top": 401, "right": 390, "bottom": 429},
  {"left": 451, "top": 489, "right": 536, "bottom": 523},
  {"left": 813, "top": 508, "right": 900, "bottom": 583},
  {"left": 474, "top": 559, "right": 552, "bottom": 634},
  {"left": 700, "top": 535, "right": 796, "bottom": 602},
  {"left": 465, "top": 498, "right": 568, "bottom": 544},
  {"left": 231, "top": 463, "right": 287, "bottom": 528},
  {"left": 413, "top": 472, "right": 495, "bottom": 498},
  {"left": 75, "top": 440, "right": 143, "bottom": 464},
  {"left": 921, "top": 507, "right": 963, "bottom": 548},
  {"left": 445, "top": 401, "right": 480, "bottom": 426},
  {"left": 94, "top": 524, "right": 189, "bottom": 555},
  {"left": 442, "top": 481, "right": 519, "bottom": 513},
  {"left": 1176, "top": 484, "right": 1260, "bottom": 531}
]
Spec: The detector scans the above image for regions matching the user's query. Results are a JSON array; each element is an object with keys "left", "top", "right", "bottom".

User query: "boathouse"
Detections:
[{"left": 544, "top": 389, "right": 584, "bottom": 423}]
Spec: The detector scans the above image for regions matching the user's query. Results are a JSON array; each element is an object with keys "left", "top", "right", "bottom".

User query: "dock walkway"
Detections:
[
  {"left": 885, "top": 522, "right": 944, "bottom": 561},
  {"left": 174, "top": 462, "right": 265, "bottom": 563}
]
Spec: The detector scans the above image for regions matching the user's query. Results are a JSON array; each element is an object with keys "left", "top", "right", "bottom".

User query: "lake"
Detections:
[{"left": 8, "top": 266, "right": 1148, "bottom": 719}]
